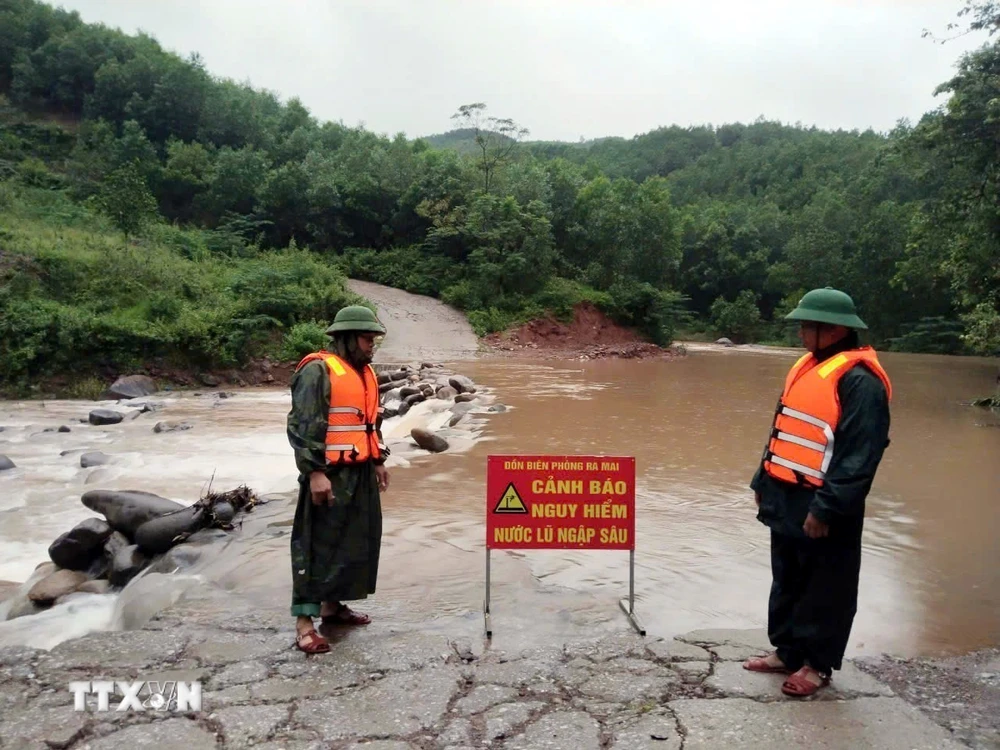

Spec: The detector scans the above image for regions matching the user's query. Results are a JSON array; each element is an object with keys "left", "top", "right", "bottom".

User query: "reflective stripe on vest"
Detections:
[
  {"left": 762, "top": 347, "right": 891, "bottom": 488},
  {"left": 295, "top": 351, "right": 382, "bottom": 465}
]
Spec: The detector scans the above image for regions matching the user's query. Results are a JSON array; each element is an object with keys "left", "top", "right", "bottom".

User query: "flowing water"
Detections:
[{"left": 1, "top": 347, "right": 998, "bottom": 659}]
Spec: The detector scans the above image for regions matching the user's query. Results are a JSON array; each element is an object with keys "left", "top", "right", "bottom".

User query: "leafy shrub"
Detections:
[
  {"left": 281, "top": 321, "right": 329, "bottom": 361},
  {"left": 710, "top": 290, "right": 763, "bottom": 344}
]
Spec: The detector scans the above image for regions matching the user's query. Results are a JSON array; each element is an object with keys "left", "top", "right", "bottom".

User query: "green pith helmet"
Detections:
[
  {"left": 325, "top": 305, "right": 387, "bottom": 336},
  {"left": 784, "top": 287, "right": 868, "bottom": 330}
]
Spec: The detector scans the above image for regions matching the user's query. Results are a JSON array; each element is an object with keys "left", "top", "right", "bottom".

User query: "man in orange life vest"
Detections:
[
  {"left": 286, "top": 305, "right": 390, "bottom": 654},
  {"left": 744, "top": 288, "right": 892, "bottom": 697}
]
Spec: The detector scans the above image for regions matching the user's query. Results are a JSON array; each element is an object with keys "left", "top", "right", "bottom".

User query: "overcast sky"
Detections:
[{"left": 51, "top": 0, "right": 988, "bottom": 142}]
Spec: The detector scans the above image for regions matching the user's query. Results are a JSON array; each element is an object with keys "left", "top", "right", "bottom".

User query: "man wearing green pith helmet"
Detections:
[
  {"left": 744, "top": 288, "right": 893, "bottom": 697},
  {"left": 285, "top": 305, "right": 391, "bottom": 653}
]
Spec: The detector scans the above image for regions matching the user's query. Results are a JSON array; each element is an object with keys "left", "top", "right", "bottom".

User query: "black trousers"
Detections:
[{"left": 768, "top": 529, "right": 863, "bottom": 675}]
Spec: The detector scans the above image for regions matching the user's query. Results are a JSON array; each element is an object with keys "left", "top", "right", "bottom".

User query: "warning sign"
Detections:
[
  {"left": 486, "top": 455, "right": 635, "bottom": 551},
  {"left": 493, "top": 483, "right": 527, "bottom": 513}
]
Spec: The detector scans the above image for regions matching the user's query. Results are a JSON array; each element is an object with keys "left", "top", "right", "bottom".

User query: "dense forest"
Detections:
[{"left": 1, "top": 0, "right": 998, "bottom": 393}]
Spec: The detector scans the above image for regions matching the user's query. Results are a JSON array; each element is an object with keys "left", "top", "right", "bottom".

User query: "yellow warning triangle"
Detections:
[{"left": 493, "top": 482, "right": 527, "bottom": 514}]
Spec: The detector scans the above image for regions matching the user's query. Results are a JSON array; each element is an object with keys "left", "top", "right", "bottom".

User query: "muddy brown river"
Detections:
[{"left": 1, "top": 304, "right": 998, "bottom": 659}]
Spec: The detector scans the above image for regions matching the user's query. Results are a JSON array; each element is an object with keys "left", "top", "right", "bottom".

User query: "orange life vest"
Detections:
[
  {"left": 295, "top": 351, "right": 385, "bottom": 465},
  {"left": 762, "top": 347, "right": 892, "bottom": 488}
]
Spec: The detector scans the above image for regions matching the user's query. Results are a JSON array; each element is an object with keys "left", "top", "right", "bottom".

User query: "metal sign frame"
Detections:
[{"left": 483, "top": 454, "right": 645, "bottom": 638}]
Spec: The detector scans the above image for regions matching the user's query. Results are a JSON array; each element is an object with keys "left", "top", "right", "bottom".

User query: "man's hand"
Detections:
[
  {"left": 803, "top": 512, "right": 829, "bottom": 539},
  {"left": 309, "top": 471, "right": 333, "bottom": 506},
  {"left": 375, "top": 464, "right": 390, "bottom": 492}
]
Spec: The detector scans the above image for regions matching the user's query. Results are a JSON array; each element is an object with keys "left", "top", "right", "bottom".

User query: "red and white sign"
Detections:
[{"left": 486, "top": 455, "right": 635, "bottom": 550}]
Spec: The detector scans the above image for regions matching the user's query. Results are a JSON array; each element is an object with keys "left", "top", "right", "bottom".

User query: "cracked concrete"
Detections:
[{"left": 0, "top": 600, "right": 974, "bottom": 749}]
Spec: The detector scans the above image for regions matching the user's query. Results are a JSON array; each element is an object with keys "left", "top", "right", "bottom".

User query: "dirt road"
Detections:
[{"left": 348, "top": 279, "right": 480, "bottom": 363}]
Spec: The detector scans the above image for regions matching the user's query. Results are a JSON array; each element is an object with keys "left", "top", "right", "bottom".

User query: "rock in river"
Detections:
[
  {"left": 80, "top": 451, "right": 111, "bottom": 468},
  {"left": 28, "top": 569, "right": 88, "bottom": 604},
  {"left": 81, "top": 490, "right": 186, "bottom": 536},
  {"left": 411, "top": 428, "right": 449, "bottom": 453},
  {"left": 88, "top": 409, "right": 124, "bottom": 426},
  {"left": 449, "top": 375, "right": 476, "bottom": 394},
  {"left": 77, "top": 579, "right": 111, "bottom": 595},
  {"left": 0, "top": 455, "right": 15, "bottom": 471},
  {"left": 153, "top": 421, "right": 193, "bottom": 433},
  {"left": 48, "top": 518, "right": 112, "bottom": 570},
  {"left": 134, "top": 504, "right": 208, "bottom": 555},
  {"left": 103, "top": 374, "right": 157, "bottom": 400},
  {"left": 109, "top": 544, "right": 148, "bottom": 587}
]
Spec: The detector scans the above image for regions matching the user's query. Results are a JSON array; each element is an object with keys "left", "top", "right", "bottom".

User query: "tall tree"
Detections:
[{"left": 450, "top": 102, "right": 528, "bottom": 193}]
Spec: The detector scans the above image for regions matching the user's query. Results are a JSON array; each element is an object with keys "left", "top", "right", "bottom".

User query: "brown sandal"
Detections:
[
  {"left": 743, "top": 655, "right": 790, "bottom": 674},
  {"left": 321, "top": 603, "right": 371, "bottom": 626},
  {"left": 295, "top": 628, "right": 330, "bottom": 654},
  {"left": 781, "top": 667, "right": 830, "bottom": 697}
]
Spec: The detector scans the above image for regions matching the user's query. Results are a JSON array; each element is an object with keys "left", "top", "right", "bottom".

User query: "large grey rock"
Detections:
[
  {"left": 103, "top": 374, "right": 156, "bottom": 400},
  {"left": 88, "top": 409, "right": 124, "bottom": 425},
  {"left": 148, "top": 543, "right": 202, "bottom": 574},
  {"left": 80, "top": 451, "right": 111, "bottom": 469},
  {"left": 449, "top": 375, "right": 476, "bottom": 394},
  {"left": 80, "top": 451, "right": 111, "bottom": 468},
  {"left": 47, "top": 517, "right": 112, "bottom": 570},
  {"left": 27, "top": 569, "right": 88, "bottom": 603},
  {"left": 0, "top": 454, "right": 16, "bottom": 471},
  {"left": 82, "top": 490, "right": 186, "bottom": 536},
  {"left": 184, "top": 528, "right": 230, "bottom": 545},
  {"left": 134, "top": 504, "right": 207, "bottom": 554},
  {"left": 411, "top": 428, "right": 448, "bottom": 453},
  {"left": 668, "top": 696, "right": 965, "bottom": 749},
  {"left": 108, "top": 543, "right": 147, "bottom": 587},
  {"left": 102, "top": 530, "right": 129, "bottom": 561},
  {"left": 437, "top": 385, "right": 458, "bottom": 400}
]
